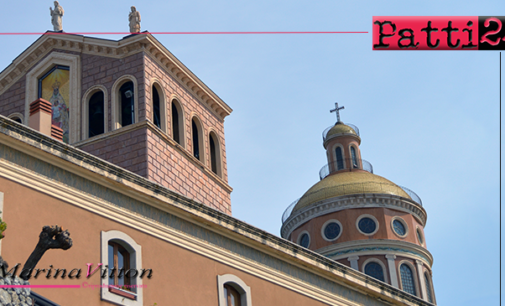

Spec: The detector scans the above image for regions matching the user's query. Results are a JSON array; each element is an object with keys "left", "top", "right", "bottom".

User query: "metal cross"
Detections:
[{"left": 330, "top": 103, "right": 344, "bottom": 122}]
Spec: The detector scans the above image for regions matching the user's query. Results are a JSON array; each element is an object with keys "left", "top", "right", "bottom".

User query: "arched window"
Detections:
[
  {"left": 108, "top": 241, "right": 131, "bottom": 287},
  {"left": 224, "top": 284, "right": 241, "bottom": 306},
  {"left": 119, "top": 81, "right": 134, "bottom": 127},
  {"left": 7, "top": 113, "right": 23, "bottom": 124},
  {"left": 217, "top": 274, "right": 252, "bottom": 306},
  {"left": 335, "top": 147, "right": 344, "bottom": 170},
  {"left": 191, "top": 117, "right": 204, "bottom": 162},
  {"left": 88, "top": 91, "right": 104, "bottom": 137},
  {"left": 400, "top": 264, "right": 417, "bottom": 296},
  {"left": 192, "top": 120, "right": 200, "bottom": 159},
  {"left": 210, "top": 134, "right": 217, "bottom": 173},
  {"left": 351, "top": 146, "right": 358, "bottom": 168},
  {"left": 152, "top": 85, "right": 161, "bottom": 129},
  {"left": 101, "top": 231, "right": 145, "bottom": 305},
  {"left": 209, "top": 132, "right": 222, "bottom": 176},
  {"left": 171, "top": 100, "right": 183, "bottom": 145},
  {"left": 364, "top": 262, "right": 385, "bottom": 282},
  {"left": 424, "top": 272, "right": 434, "bottom": 303}
]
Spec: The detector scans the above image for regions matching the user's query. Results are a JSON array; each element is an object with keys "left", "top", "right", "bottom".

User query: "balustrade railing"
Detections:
[{"left": 319, "top": 158, "right": 373, "bottom": 180}]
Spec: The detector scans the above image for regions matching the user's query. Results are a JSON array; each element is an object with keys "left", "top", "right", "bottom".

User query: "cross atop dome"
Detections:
[{"left": 330, "top": 102, "right": 344, "bottom": 123}]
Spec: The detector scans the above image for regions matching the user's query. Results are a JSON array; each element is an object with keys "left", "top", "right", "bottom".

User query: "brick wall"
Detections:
[
  {"left": 79, "top": 126, "right": 148, "bottom": 177},
  {"left": 146, "top": 128, "right": 231, "bottom": 214}
]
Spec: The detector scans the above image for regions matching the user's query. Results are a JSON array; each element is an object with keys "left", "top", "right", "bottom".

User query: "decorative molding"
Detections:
[
  {"left": 0, "top": 33, "right": 232, "bottom": 121},
  {"left": 217, "top": 274, "right": 252, "bottom": 306},
  {"left": 281, "top": 193, "right": 427, "bottom": 239},
  {"left": 111, "top": 74, "right": 139, "bottom": 130},
  {"left": 316, "top": 239, "right": 433, "bottom": 267},
  {"left": 101, "top": 230, "right": 143, "bottom": 306},
  {"left": 24, "top": 52, "right": 81, "bottom": 144},
  {"left": 81, "top": 85, "right": 109, "bottom": 141}
]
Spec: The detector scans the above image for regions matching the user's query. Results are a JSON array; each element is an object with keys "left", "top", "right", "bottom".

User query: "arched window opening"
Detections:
[
  {"left": 11, "top": 117, "right": 22, "bottom": 124},
  {"left": 336, "top": 147, "right": 344, "bottom": 170},
  {"left": 217, "top": 274, "right": 251, "bottom": 306},
  {"left": 224, "top": 284, "right": 242, "bottom": 306},
  {"left": 425, "top": 273, "right": 434, "bottom": 303},
  {"left": 152, "top": 86, "right": 161, "bottom": 129},
  {"left": 101, "top": 231, "right": 144, "bottom": 305},
  {"left": 119, "top": 81, "right": 134, "bottom": 127},
  {"left": 364, "top": 262, "right": 385, "bottom": 282},
  {"left": 108, "top": 241, "right": 131, "bottom": 289},
  {"left": 210, "top": 134, "right": 218, "bottom": 174},
  {"left": 192, "top": 120, "right": 199, "bottom": 159},
  {"left": 400, "top": 264, "right": 417, "bottom": 296},
  {"left": 88, "top": 91, "right": 104, "bottom": 137},
  {"left": 171, "top": 101, "right": 181, "bottom": 144},
  {"left": 351, "top": 146, "right": 358, "bottom": 168}
]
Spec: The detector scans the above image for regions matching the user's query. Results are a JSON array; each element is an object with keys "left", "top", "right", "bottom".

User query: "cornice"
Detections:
[
  {"left": 143, "top": 35, "right": 232, "bottom": 121},
  {"left": 0, "top": 32, "right": 232, "bottom": 121},
  {"left": 316, "top": 239, "right": 434, "bottom": 267},
  {"left": 281, "top": 193, "right": 427, "bottom": 239}
]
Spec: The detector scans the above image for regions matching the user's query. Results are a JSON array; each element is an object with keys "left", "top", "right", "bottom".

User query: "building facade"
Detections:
[{"left": 0, "top": 31, "right": 435, "bottom": 305}]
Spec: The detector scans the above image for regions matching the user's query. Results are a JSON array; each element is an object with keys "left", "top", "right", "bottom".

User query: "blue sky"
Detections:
[{"left": 0, "top": 1, "right": 503, "bottom": 305}]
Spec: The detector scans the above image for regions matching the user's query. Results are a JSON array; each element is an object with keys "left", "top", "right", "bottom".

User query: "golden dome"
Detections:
[
  {"left": 292, "top": 171, "right": 411, "bottom": 214},
  {"left": 326, "top": 122, "right": 358, "bottom": 139}
]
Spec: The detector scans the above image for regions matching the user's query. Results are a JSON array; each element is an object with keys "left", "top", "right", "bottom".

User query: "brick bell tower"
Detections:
[
  {"left": 0, "top": 32, "right": 233, "bottom": 214},
  {"left": 280, "top": 104, "right": 436, "bottom": 303}
]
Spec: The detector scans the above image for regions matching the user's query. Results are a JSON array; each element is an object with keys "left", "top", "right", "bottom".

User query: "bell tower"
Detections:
[{"left": 281, "top": 105, "right": 436, "bottom": 304}]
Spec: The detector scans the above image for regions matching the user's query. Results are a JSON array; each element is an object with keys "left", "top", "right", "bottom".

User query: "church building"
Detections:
[{"left": 0, "top": 7, "right": 435, "bottom": 306}]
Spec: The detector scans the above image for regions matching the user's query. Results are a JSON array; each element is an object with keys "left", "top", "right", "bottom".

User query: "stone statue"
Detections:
[
  {"left": 49, "top": 1, "right": 64, "bottom": 32},
  {"left": 129, "top": 6, "right": 141, "bottom": 33}
]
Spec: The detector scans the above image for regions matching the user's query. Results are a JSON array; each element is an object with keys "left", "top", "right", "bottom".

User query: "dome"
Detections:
[
  {"left": 291, "top": 171, "right": 411, "bottom": 214},
  {"left": 326, "top": 122, "right": 358, "bottom": 139}
]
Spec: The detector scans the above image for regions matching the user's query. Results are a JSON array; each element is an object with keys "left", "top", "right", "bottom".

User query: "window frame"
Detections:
[
  {"left": 356, "top": 214, "right": 379, "bottom": 236},
  {"left": 151, "top": 81, "right": 166, "bottom": 133},
  {"left": 331, "top": 143, "right": 346, "bottom": 171},
  {"left": 320, "top": 219, "right": 343, "bottom": 242},
  {"left": 297, "top": 230, "right": 311, "bottom": 248},
  {"left": 111, "top": 75, "right": 139, "bottom": 131},
  {"left": 170, "top": 98, "right": 185, "bottom": 148},
  {"left": 7, "top": 112, "right": 24, "bottom": 124},
  {"left": 423, "top": 270, "right": 435, "bottom": 304},
  {"left": 82, "top": 85, "right": 108, "bottom": 140},
  {"left": 361, "top": 258, "right": 388, "bottom": 283},
  {"left": 25, "top": 52, "right": 81, "bottom": 144},
  {"left": 208, "top": 130, "right": 223, "bottom": 177},
  {"left": 217, "top": 274, "right": 252, "bottom": 306},
  {"left": 191, "top": 115, "right": 205, "bottom": 163},
  {"left": 391, "top": 216, "right": 409, "bottom": 239},
  {"left": 101, "top": 230, "right": 143, "bottom": 306},
  {"left": 398, "top": 261, "right": 420, "bottom": 298}
]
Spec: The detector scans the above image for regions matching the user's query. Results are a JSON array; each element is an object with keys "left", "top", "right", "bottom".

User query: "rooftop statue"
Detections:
[
  {"left": 129, "top": 6, "right": 141, "bottom": 33},
  {"left": 49, "top": 1, "right": 64, "bottom": 32}
]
